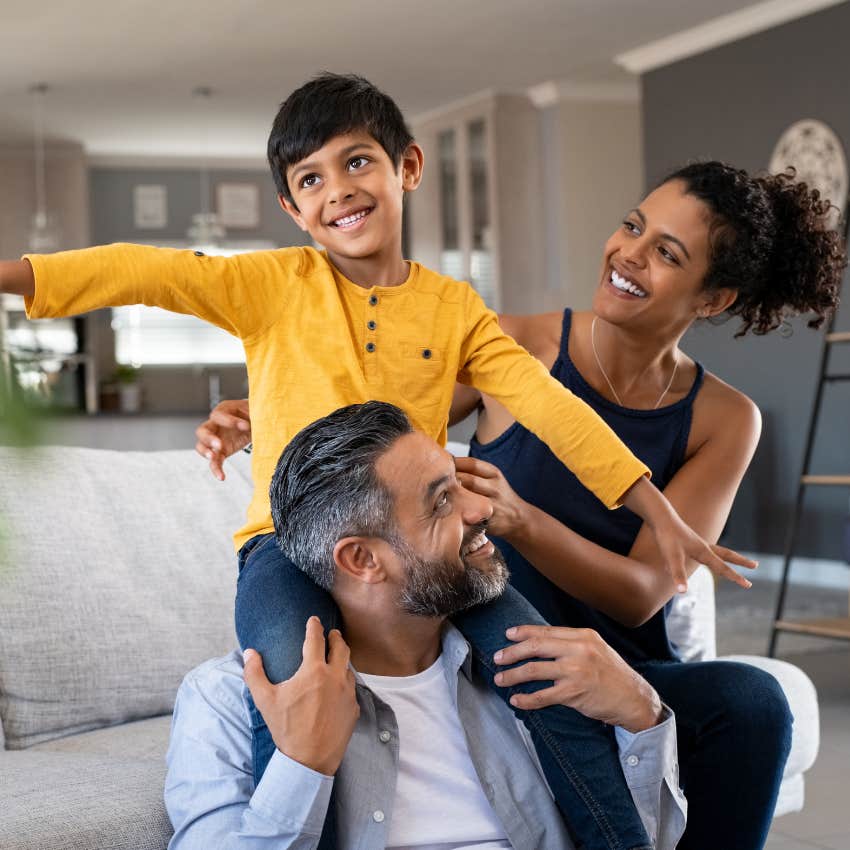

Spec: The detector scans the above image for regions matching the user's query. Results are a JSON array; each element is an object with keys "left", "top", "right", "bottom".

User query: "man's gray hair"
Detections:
[{"left": 269, "top": 401, "right": 414, "bottom": 589}]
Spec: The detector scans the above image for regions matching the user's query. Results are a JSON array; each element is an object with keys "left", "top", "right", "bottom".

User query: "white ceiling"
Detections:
[{"left": 0, "top": 0, "right": 808, "bottom": 160}]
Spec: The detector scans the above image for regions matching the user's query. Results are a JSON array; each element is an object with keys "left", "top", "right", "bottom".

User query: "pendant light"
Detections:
[
  {"left": 27, "top": 83, "right": 62, "bottom": 254},
  {"left": 185, "top": 86, "right": 226, "bottom": 252}
]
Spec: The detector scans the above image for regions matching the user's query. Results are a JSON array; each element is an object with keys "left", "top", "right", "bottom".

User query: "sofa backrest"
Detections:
[{"left": 0, "top": 446, "right": 253, "bottom": 750}]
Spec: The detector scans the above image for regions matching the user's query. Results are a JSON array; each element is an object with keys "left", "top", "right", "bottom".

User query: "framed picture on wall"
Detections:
[{"left": 216, "top": 182, "right": 261, "bottom": 229}]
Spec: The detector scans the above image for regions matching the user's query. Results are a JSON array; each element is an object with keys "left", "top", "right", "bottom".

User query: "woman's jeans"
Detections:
[{"left": 236, "top": 534, "right": 791, "bottom": 850}]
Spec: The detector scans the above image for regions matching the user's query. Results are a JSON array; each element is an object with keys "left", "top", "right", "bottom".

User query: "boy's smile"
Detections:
[{"left": 278, "top": 130, "right": 423, "bottom": 287}]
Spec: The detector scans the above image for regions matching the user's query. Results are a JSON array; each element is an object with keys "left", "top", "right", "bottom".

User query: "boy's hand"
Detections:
[
  {"left": 493, "top": 624, "right": 663, "bottom": 733},
  {"left": 623, "top": 476, "right": 756, "bottom": 592},
  {"left": 194, "top": 398, "right": 251, "bottom": 480},
  {"left": 242, "top": 617, "right": 359, "bottom": 776},
  {"left": 454, "top": 456, "right": 527, "bottom": 538}
]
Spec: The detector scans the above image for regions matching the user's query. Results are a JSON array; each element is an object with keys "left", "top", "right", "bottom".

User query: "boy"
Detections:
[{"left": 0, "top": 73, "right": 750, "bottom": 850}]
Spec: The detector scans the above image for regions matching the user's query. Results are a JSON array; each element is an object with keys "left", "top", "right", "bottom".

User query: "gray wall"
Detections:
[
  {"left": 643, "top": 2, "right": 850, "bottom": 559},
  {"left": 89, "top": 166, "right": 298, "bottom": 246},
  {"left": 87, "top": 166, "right": 310, "bottom": 415}
]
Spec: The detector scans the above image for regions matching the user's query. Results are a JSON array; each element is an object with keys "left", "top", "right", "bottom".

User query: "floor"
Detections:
[{"left": 714, "top": 579, "right": 850, "bottom": 849}]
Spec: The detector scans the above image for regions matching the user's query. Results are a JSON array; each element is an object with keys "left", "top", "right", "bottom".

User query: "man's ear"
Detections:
[
  {"left": 400, "top": 142, "right": 424, "bottom": 193},
  {"left": 278, "top": 194, "right": 307, "bottom": 231},
  {"left": 333, "top": 537, "right": 388, "bottom": 584}
]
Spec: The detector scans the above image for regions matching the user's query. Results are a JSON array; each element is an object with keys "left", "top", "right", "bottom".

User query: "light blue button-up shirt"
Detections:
[{"left": 165, "top": 626, "right": 686, "bottom": 850}]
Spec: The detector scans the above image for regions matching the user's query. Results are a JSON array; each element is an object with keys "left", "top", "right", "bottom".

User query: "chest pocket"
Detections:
[{"left": 398, "top": 343, "right": 448, "bottom": 411}]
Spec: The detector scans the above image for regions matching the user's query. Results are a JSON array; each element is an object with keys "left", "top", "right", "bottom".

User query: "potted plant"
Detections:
[{"left": 113, "top": 365, "right": 142, "bottom": 413}]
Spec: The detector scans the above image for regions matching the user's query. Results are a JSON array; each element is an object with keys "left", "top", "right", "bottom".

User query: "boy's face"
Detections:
[{"left": 279, "top": 130, "right": 422, "bottom": 264}]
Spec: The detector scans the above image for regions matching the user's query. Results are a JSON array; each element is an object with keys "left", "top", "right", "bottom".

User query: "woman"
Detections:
[{"left": 197, "top": 161, "right": 845, "bottom": 849}]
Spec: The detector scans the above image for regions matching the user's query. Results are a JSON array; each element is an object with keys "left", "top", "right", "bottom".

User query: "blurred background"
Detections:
[{"left": 1, "top": 3, "right": 849, "bottom": 845}]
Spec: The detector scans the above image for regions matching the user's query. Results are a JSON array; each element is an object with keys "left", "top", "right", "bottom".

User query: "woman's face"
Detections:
[{"left": 593, "top": 179, "right": 715, "bottom": 332}]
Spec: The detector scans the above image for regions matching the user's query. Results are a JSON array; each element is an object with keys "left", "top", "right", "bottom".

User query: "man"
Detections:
[{"left": 165, "top": 401, "right": 686, "bottom": 849}]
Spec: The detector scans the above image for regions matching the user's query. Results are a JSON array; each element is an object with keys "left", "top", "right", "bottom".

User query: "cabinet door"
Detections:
[{"left": 437, "top": 120, "right": 497, "bottom": 309}]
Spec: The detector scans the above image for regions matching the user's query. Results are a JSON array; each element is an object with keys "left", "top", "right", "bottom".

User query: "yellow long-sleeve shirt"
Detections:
[{"left": 25, "top": 244, "right": 649, "bottom": 551}]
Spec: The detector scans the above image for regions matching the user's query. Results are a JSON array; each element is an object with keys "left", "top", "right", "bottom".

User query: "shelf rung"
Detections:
[
  {"left": 774, "top": 617, "right": 850, "bottom": 640},
  {"left": 801, "top": 475, "right": 850, "bottom": 486},
  {"left": 826, "top": 331, "right": 850, "bottom": 343}
]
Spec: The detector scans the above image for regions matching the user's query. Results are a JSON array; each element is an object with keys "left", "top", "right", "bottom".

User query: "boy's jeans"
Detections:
[{"left": 235, "top": 533, "right": 652, "bottom": 850}]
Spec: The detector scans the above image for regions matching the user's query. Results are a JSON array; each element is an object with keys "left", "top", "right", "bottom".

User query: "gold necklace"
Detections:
[{"left": 590, "top": 317, "right": 678, "bottom": 409}]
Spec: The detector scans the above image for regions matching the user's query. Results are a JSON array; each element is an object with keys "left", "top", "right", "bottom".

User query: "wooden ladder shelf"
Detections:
[{"left": 769, "top": 316, "right": 850, "bottom": 653}]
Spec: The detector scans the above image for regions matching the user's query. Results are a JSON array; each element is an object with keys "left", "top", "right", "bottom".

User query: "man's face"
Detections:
[
  {"left": 374, "top": 432, "right": 508, "bottom": 617},
  {"left": 279, "top": 129, "right": 415, "bottom": 266}
]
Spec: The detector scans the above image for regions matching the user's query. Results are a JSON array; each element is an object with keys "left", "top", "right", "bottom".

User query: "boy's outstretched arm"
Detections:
[{"left": 0, "top": 260, "right": 35, "bottom": 297}]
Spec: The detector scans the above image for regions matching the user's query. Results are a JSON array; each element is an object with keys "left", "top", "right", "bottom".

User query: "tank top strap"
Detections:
[{"left": 558, "top": 308, "right": 574, "bottom": 364}]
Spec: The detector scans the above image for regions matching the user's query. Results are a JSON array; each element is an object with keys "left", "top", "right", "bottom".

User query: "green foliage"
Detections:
[
  {"left": 112, "top": 364, "right": 140, "bottom": 384},
  {"left": 0, "top": 358, "right": 42, "bottom": 447}
]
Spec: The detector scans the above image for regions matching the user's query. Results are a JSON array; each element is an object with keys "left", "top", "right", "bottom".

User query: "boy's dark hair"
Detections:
[
  {"left": 268, "top": 72, "right": 414, "bottom": 203},
  {"left": 269, "top": 401, "right": 413, "bottom": 590}
]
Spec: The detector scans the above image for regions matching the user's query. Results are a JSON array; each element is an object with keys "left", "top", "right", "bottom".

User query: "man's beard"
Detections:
[{"left": 395, "top": 523, "right": 509, "bottom": 618}]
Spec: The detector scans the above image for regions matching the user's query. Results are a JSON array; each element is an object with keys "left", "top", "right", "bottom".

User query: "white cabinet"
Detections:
[{"left": 409, "top": 94, "right": 544, "bottom": 314}]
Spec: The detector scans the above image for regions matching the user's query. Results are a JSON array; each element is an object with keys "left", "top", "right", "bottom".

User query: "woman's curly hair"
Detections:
[{"left": 661, "top": 161, "right": 846, "bottom": 336}]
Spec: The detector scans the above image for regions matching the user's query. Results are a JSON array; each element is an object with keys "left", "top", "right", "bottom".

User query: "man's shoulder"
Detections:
[{"left": 177, "top": 650, "right": 247, "bottom": 720}]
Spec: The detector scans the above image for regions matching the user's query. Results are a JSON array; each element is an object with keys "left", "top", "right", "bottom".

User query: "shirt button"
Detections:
[
  {"left": 379, "top": 730, "right": 391, "bottom": 743},
  {"left": 193, "top": 250, "right": 205, "bottom": 257},
  {"left": 373, "top": 810, "right": 385, "bottom": 823},
  {"left": 366, "top": 342, "right": 376, "bottom": 353},
  {"left": 369, "top": 295, "right": 378, "bottom": 306},
  {"left": 626, "top": 754, "right": 640, "bottom": 767},
  {"left": 422, "top": 348, "right": 432, "bottom": 359},
  {"left": 367, "top": 320, "right": 377, "bottom": 330}
]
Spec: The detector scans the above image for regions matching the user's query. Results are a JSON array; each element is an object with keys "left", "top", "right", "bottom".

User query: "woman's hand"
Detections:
[
  {"left": 454, "top": 455, "right": 528, "bottom": 538},
  {"left": 194, "top": 398, "right": 252, "bottom": 480}
]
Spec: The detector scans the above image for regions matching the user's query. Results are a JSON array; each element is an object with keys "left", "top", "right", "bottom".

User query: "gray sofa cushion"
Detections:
[
  {"left": 0, "top": 447, "right": 252, "bottom": 749},
  {"left": 30, "top": 715, "right": 173, "bottom": 760},
  {"left": 0, "top": 750, "right": 172, "bottom": 850}
]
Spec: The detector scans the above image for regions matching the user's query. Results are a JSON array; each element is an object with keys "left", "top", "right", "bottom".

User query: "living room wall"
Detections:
[
  {"left": 86, "top": 164, "right": 310, "bottom": 414},
  {"left": 642, "top": 2, "right": 850, "bottom": 559}
]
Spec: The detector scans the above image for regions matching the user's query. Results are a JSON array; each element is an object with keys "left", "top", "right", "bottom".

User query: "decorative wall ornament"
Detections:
[{"left": 769, "top": 119, "right": 848, "bottom": 228}]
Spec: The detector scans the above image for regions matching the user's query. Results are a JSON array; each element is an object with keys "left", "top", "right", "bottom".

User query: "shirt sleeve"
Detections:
[
  {"left": 165, "top": 657, "right": 333, "bottom": 850},
  {"left": 23, "top": 243, "right": 299, "bottom": 340},
  {"left": 615, "top": 707, "right": 688, "bottom": 850},
  {"left": 458, "top": 288, "right": 648, "bottom": 508}
]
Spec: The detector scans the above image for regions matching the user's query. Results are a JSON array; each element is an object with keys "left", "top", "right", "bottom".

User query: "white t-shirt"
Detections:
[{"left": 358, "top": 655, "right": 513, "bottom": 850}]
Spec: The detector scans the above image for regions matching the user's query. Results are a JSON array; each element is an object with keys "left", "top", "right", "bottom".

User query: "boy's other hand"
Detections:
[
  {"left": 194, "top": 398, "right": 251, "bottom": 480},
  {"left": 622, "top": 476, "right": 756, "bottom": 592},
  {"left": 242, "top": 618, "right": 359, "bottom": 776}
]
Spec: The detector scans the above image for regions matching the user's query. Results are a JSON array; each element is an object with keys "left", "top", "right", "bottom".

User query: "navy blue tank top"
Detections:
[{"left": 470, "top": 309, "right": 705, "bottom": 663}]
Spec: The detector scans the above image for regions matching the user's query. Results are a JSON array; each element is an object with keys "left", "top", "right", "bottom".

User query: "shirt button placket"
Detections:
[{"left": 365, "top": 292, "right": 379, "bottom": 380}]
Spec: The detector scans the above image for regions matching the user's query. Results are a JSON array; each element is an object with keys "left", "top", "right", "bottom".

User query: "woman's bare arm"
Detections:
[
  {"left": 624, "top": 380, "right": 762, "bottom": 614},
  {"left": 449, "top": 383, "right": 482, "bottom": 426}
]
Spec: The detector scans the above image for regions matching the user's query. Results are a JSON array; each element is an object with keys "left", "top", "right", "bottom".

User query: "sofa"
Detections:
[{"left": 0, "top": 443, "right": 820, "bottom": 849}]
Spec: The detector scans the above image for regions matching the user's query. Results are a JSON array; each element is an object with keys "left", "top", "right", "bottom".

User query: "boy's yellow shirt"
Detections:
[{"left": 25, "top": 244, "right": 649, "bottom": 551}]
